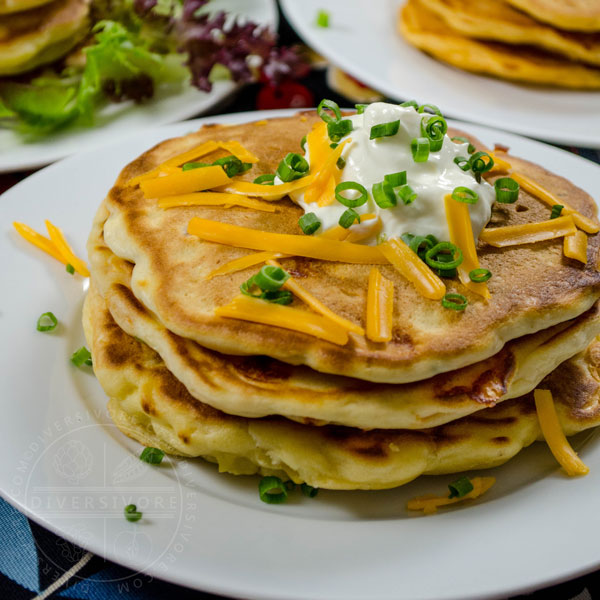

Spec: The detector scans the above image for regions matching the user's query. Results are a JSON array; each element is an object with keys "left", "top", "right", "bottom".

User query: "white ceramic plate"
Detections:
[
  {"left": 280, "top": 0, "right": 600, "bottom": 148},
  {"left": 0, "top": 0, "right": 277, "bottom": 174},
  {"left": 1, "top": 109, "right": 600, "bottom": 600}
]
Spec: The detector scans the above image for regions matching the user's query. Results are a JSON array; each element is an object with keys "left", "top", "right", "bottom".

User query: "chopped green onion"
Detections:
[
  {"left": 339, "top": 208, "right": 360, "bottom": 229},
  {"left": 182, "top": 161, "right": 211, "bottom": 171},
  {"left": 494, "top": 177, "right": 520, "bottom": 204},
  {"left": 551, "top": 205, "right": 564, "bottom": 219},
  {"left": 276, "top": 152, "right": 309, "bottom": 182},
  {"left": 442, "top": 293, "right": 468, "bottom": 311},
  {"left": 384, "top": 171, "right": 407, "bottom": 187},
  {"left": 411, "top": 137, "right": 430, "bottom": 162},
  {"left": 317, "top": 98, "right": 342, "bottom": 123},
  {"left": 285, "top": 480, "right": 296, "bottom": 491},
  {"left": 253, "top": 174, "right": 275, "bottom": 185},
  {"left": 140, "top": 447, "right": 165, "bottom": 465},
  {"left": 327, "top": 118, "right": 353, "bottom": 142},
  {"left": 448, "top": 475, "right": 474, "bottom": 498},
  {"left": 377, "top": 232, "right": 388, "bottom": 244},
  {"left": 335, "top": 181, "right": 368, "bottom": 207},
  {"left": 401, "top": 232, "right": 415, "bottom": 245},
  {"left": 124, "top": 504, "right": 142, "bottom": 522},
  {"left": 336, "top": 156, "right": 346, "bottom": 170},
  {"left": 300, "top": 135, "right": 307, "bottom": 151},
  {"left": 397, "top": 184, "right": 417, "bottom": 205},
  {"left": 469, "top": 268, "right": 492, "bottom": 283},
  {"left": 299, "top": 212, "right": 321, "bottom": 235},
  {"left": 37, "top": 312, "right": 58, "bottom": 332},
  {"left": 451, "top": 136, "right": 475, "bottom": 154},
  {"left": 213, "top": 156, "right": 252, "bottom": 178},
  {"left": 451, "top": 186, "right": 478, "bottom": 204},
  {"left": 454, "top": 156, "right": 471, "bottom": 171},
  {"left": 254, "top": 265, "right": 290, "bottom": 291},
  {"left": 259, "top": 476, "right": 288, "bottom": 504},
  {"left": 330, "top": 142, "right": 338, "bottom": 149},
  {"left": 426, "top": 234, "right": 439, "bottom": 246},
  {"left": 241, "top": 275, "right": 292, "bottom": 304},
  {"left": 418, "top": 103, "right": 442, "bottom": 116},
  {"left": 469, "top": 152, "right": 494, "bottom": 180},
  {"left": 372, "top": 181, "right": 396, "bottom": 209},
  {"left": 409, "top": 235, "right": 434, "bottom": 259},
  {"left": 420, "top": 115, "right": 447, "bottom": 152},
  {"left": 71, "top": 346, "right": 92, "bottom": 367},
  {"left": 400, "top": 100, "right": 418, "bottom": 109},
  {"left": 316, "top": 9, "right": 329, "bottom": 27},
  {"left": 355, "top": 103, "right": 368, "bottom": 114},
  {"left": 433, "top": 252, "right": 458, "bottom": 278},
  {"left": 301, "top": 483, "right": 319, "bottom": 498},
  {"left": 425, "top": 242, "right": 463, "bottom": 270},
  {"left": 370, "top": 120, "right": 400, "bottom": 140},
  {"left": 66, "top": 263, "right": 75, "bottom": 275}
]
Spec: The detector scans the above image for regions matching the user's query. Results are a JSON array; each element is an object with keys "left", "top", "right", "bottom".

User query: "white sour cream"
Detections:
[{"left": 290, "top": 102, "right": 495, "bottom": 245}]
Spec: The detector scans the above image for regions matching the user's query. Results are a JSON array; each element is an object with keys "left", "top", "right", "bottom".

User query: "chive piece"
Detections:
[
  {"left": 451, "top": 136, "right": 475, "bottom": 154},
  {"left": 299, "top": 212, "right": 321, "bottom": 235},
  {"left": 182, "top": 161, "right": 211, "bottom": 171},
  {"left": 259, "top": 476, "right": 288, "bottom": 504},
  {"left": 124, "top": 504, "right": 142, "bottom": 522},
  {"left": 425, "top": 242, "right": 463, "bottom": 270},
  {"left": 411, "top": 137, "right": 430, "bottom": 162},
  {"left": 66, "top": 263, "right": 75, "bottom": 275},
  {"left": 213, "top": 156, "right": 251, "bottom": 178},
  {"left": 301, "top": 483, "right": 319, "bottom": 498},
  {"left": 330, "top": 142, "right": 338, "bottom": 149},
  {"left": 448, "top": 476, "right": 474, "bottom": 498},
  {"left": 550, "top": 205, "right": 564, "bottom": 219},
  {"left": 401, "top": 232, "right": 415, "bottom": 246},
  {"left": 253, "top": 174, "right": 275, "bottom": 185},
  {"left": 397, "top": 185, "right": 417, "bottom": 205},
  {"left": 433, "top": 252, "right": 458, "bottom": 278},
  {"left": 426, "top": 234, "right": 439, "bottom": 246},
  {"left": 469, "top": 268, "right": 492, "bottom": 283},
  {"left": 300, "top": 135, "right": 307, "bottom": 151},
  {"left": 140, "top": 447, "right": 165, "bottom": 465},
  {"left": 454, "top": 156, "right": 471, "bottom": 171},
  {"left": 451, "top": 186, "right": 478, "bottom": 204},
  {"left": 384, "top": 171, "right": 407, "bottom": 188},
  {"left": 418, "top": 103, "right": 442, "bottom": 116},
  {"left": 71, "top": 346, "right": 92, "bottom": 367},
  {"left": 240, "top": 275, "right": 293, "bottom": 304},
  {"left": 420, "top": 115, "right": 447, "bottom": 152},
  {"left": 339, "top": 208, "right": 360, "bottom": 229},
  {"left": 495, "top": 177, "right": 520, "bottom": 204},
  {"left": 370, "top": 120, "right": 400, "bottom": 140},
  {"left": 400, "top": 100, "right": 418, "bottom": 109},
  {"left": 372, "top": 181, "right": 396, "bottom": 209},
  {"left": 316, "top": 9, "right": 329, "bottom": 27},
  {"left": 409, "top": 235, "right": 434, "bottom": 259},
  {"left": 334, "top": 181, "right": 368, "bottom": 208},
  {"left": 37, "top": 312, "right": 58, "bottom": 332},
  {"left": 336, "top": 156, "right": 346, "bottom": 170},
  {"left": 442, "top": 293, "right": 468, "bottom": 311},
  {"left": 276, "top": 152, "right": 309, "bottom": 182},
  {"left": 327, "top": 118, "right": 353, "bottom": 142},
  {"left": 254, "top": 265, "right": 290, "bottom": 291},
  {"left": 469, "top": 151, "right": 494, "bottom": 177},
  {"left": 355, "top": 103, "right": 368, "bottom": 114},
  {"left": 317, "top": 98, "right": 342, "bottom": 123}
]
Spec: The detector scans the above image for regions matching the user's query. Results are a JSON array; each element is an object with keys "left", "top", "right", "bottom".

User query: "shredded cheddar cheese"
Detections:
[
  {"left": 158, "top": 192, "right": 276, "bottom": 212},
  {"left": 479, "top": 215, "right": 577, "bottom": 247},
  {"left": 366, "top": 267, "right": 394, "bottom": 342},
  {"left": 141, "top": 166, "right": 231, "bottom": 198},
  {"left": 563, "top": 229, "right": 588, "bottom": 264},
  {"left": 304, "top": 139, "right": 351, "bottom": 206},
  {"left": 205, "top": 252, "right": 284, "bottom": 280},
  {"left": 215, "top": 176, "right": 316, "bottom": 200}
]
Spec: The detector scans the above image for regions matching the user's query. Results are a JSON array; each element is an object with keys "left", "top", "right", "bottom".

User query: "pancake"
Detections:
[
  {"left": 84, "top": 281, "right": 600, "bottom": 490},
  {"left": 0, "top": 0, "right": 90, "bottom": 76},
  {"left": 100, "top": 113, "right": 600, "bottom": 384},
  {"left": 399, "top": 0, "right": 600, "bottom": 89},
  {"left": 418, "top": 0, "right": 600, "bottom": 67},
  {"left": 505, "top": 0, "right": 600, "bottom": 33},
  {"left": 0, "top": 0, "right": 54, "bottom": 15},
  {"left": 89, "top": 205, "right": 600, "bottom": 429}
]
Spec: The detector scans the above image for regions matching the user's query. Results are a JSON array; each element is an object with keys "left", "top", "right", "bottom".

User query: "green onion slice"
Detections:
[
  {"left": 37, "top": 312, "right": 58, "bottom": 332},
  {"left": 494, "top": 177, "right": 520, "bottom": 204},
  {"left": 411, "top": 137, "right": 430, "bottom": 163},
  {"left": 241, "top": 275, "right": 292, "bottom": 304},
  {"left": 335, "top": 181, "right": 368, "bottom": 207},
  {"left": 469, "top": 268, "right": 492, "bottom": 283},
  {"left": 71, "top": 346, "right": 92, "bottom": 367},
  {"left": 140, "top": 447, "right": 165, "bottom": 465},
  {"left": 300, "top": 135, "right": 307, "bottom": 151},
  {"left": 66, "top": 263, "right": 75, "bottom": 275},
  {"left": 370, "top": 120, "right": 400, "bottom": 140},
  {"left": 400, "top": 100, "right": 418, "bottom": 109},
  {"left": 355, "top": 103, "right": 368, "bottom": 114},
  {"left": 254, "top": 265, "right": 290, "bottom": 291},
  {"left": 336, "top": 156, "right": 346, "bottom": 170},
  {"left": 301, "top": 483, "right": 319, "bottom": 498},
  {"left": 276, "top": 152, "right": 309, "bottom": 182},
  {"left": 316, "top": 9, "right": 329, "bottom": 27},
  {"left": 253, "top": 174, "right": 275, "bottom": 185},
  {"left": 469, "top": 151, "right": 494, "bottom": 175},
  {"left": 409, "top": 235, "right": 434, "bottom": 258},
  {"left": 327, "top": 118, "right": 353, "bottom": 142},
  {"left": 420, "top": 115, "right": 447, "bottom": 152},
  {"left": 182, "top": 161, "right": 211, "bottom": 171},
  {"left": 317, "top": 98, "right": 342, "bottom": 123},
  {"left": 259, "top": 476, "right": 288, "bottom": 504},
  {"left": 330, "top": 142, "right": 338, "bottom": 149},
  {"left": 442, "top": 293, "right": 468, "bottom": 311},
  {"left": 451, "top": 136, "right": 475, "bottom": 154},
  {"left": 418, "top": 103, "right": 442, "bottom": 116},
  {"left": 448, "top": 475, "right": 474, "bottom": 498},
  {"left": 426, "top": 234, "right": 439, "bottom": 246},
  {"left": 372, "top": 181, "right": 397, "bottom": 209},
  {"left": 384, "top": 171, "right": 407, "bottom": 187},
  {"left": 212, "top": 156, "right": 252, "bottom": 178},
  {"left": 401, "top": 232, "right": 414, "bottom": 245},
  {"left": 454, "top": 156, "right": 471, "bottom": 171},
  {"left": 425, "top": 242, "right": 463, "bottom": 270},
  {"left": 339, "top": 208, "right": 361, "bottom": 229},
  {"left": 551, "top": 204, "right": 564, "bottom": 219},
  {"left": 397, "top": 184, "right": 417, "bottom": 205},
  {"left": 124, "top": 504, "right": 142, "bottom": 522},
  {"left": 285, "top": 480, "right": 296, "bottom": 491},
  {"left": 451, "top": 186, "right": 478, "bottom": 204},
  {"left": 299, "top": 212, "right": 321, "bottom": 235}
]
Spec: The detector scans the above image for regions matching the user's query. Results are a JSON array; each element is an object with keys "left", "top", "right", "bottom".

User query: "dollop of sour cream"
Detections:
[{"left": 290, "top": 102, "right": 495, "bottom": 245}]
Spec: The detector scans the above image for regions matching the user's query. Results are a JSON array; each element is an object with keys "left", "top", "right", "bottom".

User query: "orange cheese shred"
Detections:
[
  {"left": 217, "top": 141, "right": 259, "bottom": 164},
  {"left": 305, "top": 121, "right": 329, "bottom": 171},
  {"left": 304, "top": 138, "right": 351, "bottom": 205},
  {"left": 534, "top": 389, "right": 589, "bottom": 477},
  {"left": 215, "top": 295, "right": 349, "bottom": 346},
  {"left": 267, "top": 259, "right": 365, "bottom": 336},
  {"left": 444, "top": 194, "right": 490, "bottom": 299},
  {"left": 13, "top": 222, "right": 66, "bottom": 264},
  {"left": 141, "top": 166, "right": 231, "bottom": 198},
  {"left": 44, "top": 220, "right": 89, "bottom": 277},
  {"left": 488, "top": 152, "right": 512, "bottom": 174},
  {"left": 319, "top": 225, "right": 349, "bottom": 241},
  {"left": 215, "top": 175, "right": 316, "bottom": 200},
  {"left": 158, "top": 192, "right": 276, "bottom": 212},
  {"left": 379, "top": 238, "right": 446, "bottom": 300},
  {"left": 479, "top": 215, "right": 577, "bottom": 247},
  {"left": 187, "top": 218, "right": 387, "bottom": 264},
  {"left": 366, "top": 267, "right": 394, "bottom": 343},
  {"left": 563, "top": 229, "right": 588, "bottom": 264},
  {"left": 205, "top": 252, "right": 285, "bottom": 280}
]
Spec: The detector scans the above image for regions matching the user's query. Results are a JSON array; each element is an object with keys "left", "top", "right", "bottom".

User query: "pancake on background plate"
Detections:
[
  {"left": 0, "top": 0, "right": 53, "bottom": 14},
  {"left": 505, "top": 0, "right": 600, "bottom": 32}
]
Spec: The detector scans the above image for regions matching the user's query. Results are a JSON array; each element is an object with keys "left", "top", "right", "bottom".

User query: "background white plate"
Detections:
[
  {"left": 0, "top": 0, "right": 277, "bottom": 173},
  {"left": 280, "top": 0, "right": 600, "bottom": 148},
  {"left": 1, "top": 109, "right": 600, "bottom": 600}
]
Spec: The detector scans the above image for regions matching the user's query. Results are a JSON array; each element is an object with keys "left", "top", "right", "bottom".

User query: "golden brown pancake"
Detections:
[
  {"left": 419, "top": 0, "right": 600, "bottom": 66},
  {"left": 89, "top": 206, "right": 600, "bottom": 430},
  {"left": 505, "top": 0, "right": 600, "bottom": 32},
  {"left": 0, "top": 0, "right": 90, "bottom": 76},
  {"left": 399, "top": 0, "right": 600, "bottom": 89},
  {"left": 84, "top": 281, "right": 600, "bottom": 490},
  {"left": 0, "top": 0, "right": 54, "bottom": 15},
  {"left": 99, "top": 114, "right": 600, "bottom": 384}
]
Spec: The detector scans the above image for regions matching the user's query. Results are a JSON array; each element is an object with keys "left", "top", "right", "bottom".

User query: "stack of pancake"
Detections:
[
  {"left": 0, "top": 0, "right": 90, "bottom": 76},
  {"left": 398, "top": 0, "right": 600, "bottom": 89},
  {"left": 84, "top": 113, "right": 600, "bottom": 490}
]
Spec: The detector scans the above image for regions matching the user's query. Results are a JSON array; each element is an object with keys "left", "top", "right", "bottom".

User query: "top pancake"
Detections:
[
  {"left": 505, "top": 0, "right": 600, "bottom": 32},
  {"left": 101, "top": 113, "right": 600, "bottom": 384}
]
